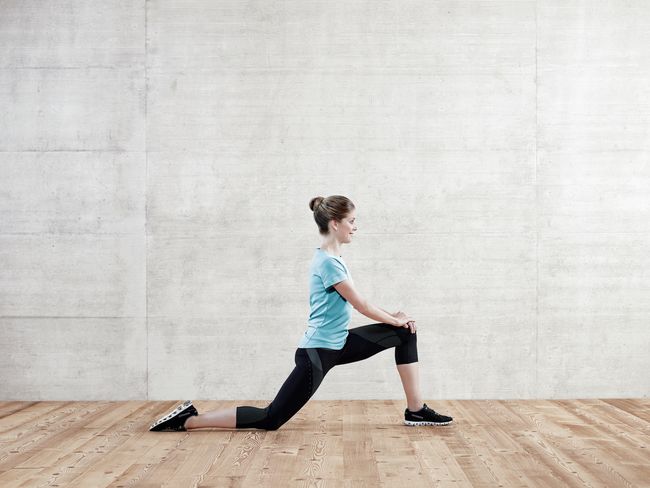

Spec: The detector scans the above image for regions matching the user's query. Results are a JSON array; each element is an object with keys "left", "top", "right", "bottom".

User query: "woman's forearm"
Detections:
[
  {"left": 361, "top": 303, "right": 399, "bottom": 326},
  {"left": 378, "top": 306, "right": 394, "bottom": 317}
]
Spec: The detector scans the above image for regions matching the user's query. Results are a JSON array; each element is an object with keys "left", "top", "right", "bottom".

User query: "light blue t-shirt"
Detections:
[{"left": 298, "top": 248, "right": 353, "bottom": 350}]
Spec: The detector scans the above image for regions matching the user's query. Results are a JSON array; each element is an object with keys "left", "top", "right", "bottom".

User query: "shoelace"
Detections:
[
  {"left": 419, "top": 404, "right": 442, "bottom": 416},
  {"left": 409, "top": 404, "right": 433, "bottom": 415}
]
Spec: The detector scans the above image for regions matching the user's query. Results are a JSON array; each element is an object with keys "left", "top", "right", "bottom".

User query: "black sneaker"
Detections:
[
  {"left": 404, "top": 403, "right": 453, "bottom": 426},
  {"left": 149, "top": 400, "right": 198, "bottom": 432}
]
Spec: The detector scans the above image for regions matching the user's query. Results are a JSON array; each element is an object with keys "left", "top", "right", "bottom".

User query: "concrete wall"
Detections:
[{"left": 1, "top": 1, "right": 648, "bottom": 401}]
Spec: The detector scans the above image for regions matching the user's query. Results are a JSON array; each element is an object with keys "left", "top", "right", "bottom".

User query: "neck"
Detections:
[{"left": 320, "top": 237, "right": 342, "bottom": 257}]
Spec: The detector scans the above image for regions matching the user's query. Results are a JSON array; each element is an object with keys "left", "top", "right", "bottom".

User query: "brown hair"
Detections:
[{"left": 309, "top": 195, "right": 355, "bottom": 236}]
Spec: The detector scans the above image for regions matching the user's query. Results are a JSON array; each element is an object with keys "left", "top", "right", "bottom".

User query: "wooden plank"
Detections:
[
  {"left": 111, "top": 431, "right": 196, "bottom": 486},
  {"left": 14, "top": 402, "right": 157, "bottom": 487},
  {"left": 15, "top": 402, "right": 129, "bottom": 469},
  {"left": 0, "top": 403, "right": 38, "bottom": 420},
  {"left": 0, "top": 402, "right": 75, "bottom": 436},
  {"left": 342, "top": 400, "right": 381, "bottom": 485},
  {"left": 513, "top": 400, "right": 642, "bottom": 487},
  {"left": 0, "top": 467, "right": 41, "bottom": 487},
  {"left": 601, "top": 398, "right": 650, "bottom": 424},
  {"left": 0, "top": 402, "right": 112, "bottom": 471}
]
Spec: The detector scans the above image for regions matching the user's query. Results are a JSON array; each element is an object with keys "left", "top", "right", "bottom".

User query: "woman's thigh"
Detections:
[{"left": 336, "top": 322, "right": 417, "bottom": 366}]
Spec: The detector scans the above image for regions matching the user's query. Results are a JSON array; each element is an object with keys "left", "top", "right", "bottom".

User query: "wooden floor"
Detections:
[{"left": 0, "top": 399, "right": 648, "bottom": 487}]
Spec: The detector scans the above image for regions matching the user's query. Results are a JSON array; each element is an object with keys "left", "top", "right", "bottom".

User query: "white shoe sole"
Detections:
[
  {"left": 150, "top": 400, "right": 193, "bottom": 430},
  {"left": 404, "top": 419, "right": 453, "bottom": 426}
]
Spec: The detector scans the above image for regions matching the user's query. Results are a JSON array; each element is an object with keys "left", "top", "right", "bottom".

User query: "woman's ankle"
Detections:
[{"left": 407, "top": 403, "right": 424, "bottom": 412}]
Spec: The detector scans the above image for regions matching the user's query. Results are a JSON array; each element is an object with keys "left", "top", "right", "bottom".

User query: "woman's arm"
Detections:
[
  {"left": 378, "top": 306, "right": 395, "bottom": 317},
  {"left": 333, "top": 280, "right": 400, "bottom": 326},
  {"left": 362, "top": 302, "right": 400, "bottom": 326}
]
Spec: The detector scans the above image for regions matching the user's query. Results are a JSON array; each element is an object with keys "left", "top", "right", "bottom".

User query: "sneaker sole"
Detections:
[
  {"left": 149, "top": 400, "right": 193, "bottom": 430},
  {"left": 404, "top": 419, "right": 453, "bottom": 426}
]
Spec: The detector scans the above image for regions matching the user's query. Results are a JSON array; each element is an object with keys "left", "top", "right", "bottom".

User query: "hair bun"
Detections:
[{"left": 309, "top": 196, "right": 325, "bottom": 212}]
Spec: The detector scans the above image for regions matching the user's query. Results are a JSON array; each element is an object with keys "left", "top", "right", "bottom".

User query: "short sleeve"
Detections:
[{"left": 320, "top": 257, "right": 348, "bottom": 289}]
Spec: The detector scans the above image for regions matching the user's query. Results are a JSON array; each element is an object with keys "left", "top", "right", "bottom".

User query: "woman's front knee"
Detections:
[{"left": 396, "top": 326, "right": 417, "bottom": 340}]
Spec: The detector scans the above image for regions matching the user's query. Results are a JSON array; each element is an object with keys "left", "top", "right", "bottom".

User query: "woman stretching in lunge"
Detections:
[{"left": 150, "top": 195, "right": 453, "bottom": 432}]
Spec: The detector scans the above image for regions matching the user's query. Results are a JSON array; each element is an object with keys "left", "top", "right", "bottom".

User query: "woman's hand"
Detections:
[{"left": 393, "top": 310, "right": 417, "bottom": 334}]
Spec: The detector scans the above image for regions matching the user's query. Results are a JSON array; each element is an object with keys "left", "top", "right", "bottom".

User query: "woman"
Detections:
[{"left": 150, "top": 195, "right": 453, "bottom": 432}]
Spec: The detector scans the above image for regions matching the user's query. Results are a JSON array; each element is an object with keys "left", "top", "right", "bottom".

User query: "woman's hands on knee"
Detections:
[{"left": 393, "top": 310, "right": 416, "bottom": 334}]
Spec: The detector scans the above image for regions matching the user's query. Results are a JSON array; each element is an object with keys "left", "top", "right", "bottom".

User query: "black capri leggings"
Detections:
[{"left": 235, "top": 322, "right": 418, "bottom": 430}]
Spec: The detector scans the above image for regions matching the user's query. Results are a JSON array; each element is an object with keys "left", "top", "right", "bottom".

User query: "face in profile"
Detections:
[{"left": 333, "top": 211, "right": 357, "bottom": 243}]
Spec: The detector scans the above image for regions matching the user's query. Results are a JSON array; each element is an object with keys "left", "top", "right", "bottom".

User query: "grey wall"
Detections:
[{"left": 1, "top": 1, "right": 648, "bottom": 401}]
